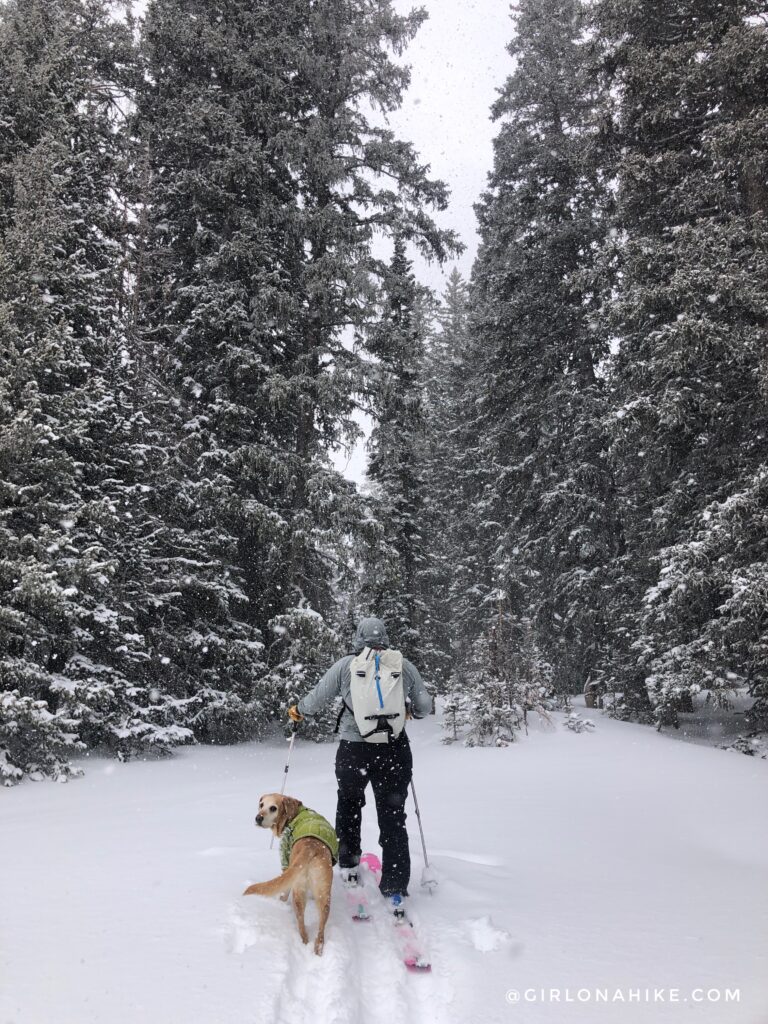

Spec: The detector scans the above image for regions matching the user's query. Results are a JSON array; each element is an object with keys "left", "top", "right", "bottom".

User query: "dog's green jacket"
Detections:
[{"left": 280, "top": 807, "right": 339, "bottom": 870}]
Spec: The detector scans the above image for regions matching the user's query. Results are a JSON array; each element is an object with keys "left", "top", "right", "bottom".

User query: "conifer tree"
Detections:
[
  {"left": 357, "top": 237, "right": 431, "bottom": 659},
  {"left": 641, "top": 468, "right": 768, "bottom": 732},
  {"left": 595, "top": 0, "right": 768, "bottom": 724},
  {"left": 418, "top": 268, "right": 472, "bottom": 690},
  {"left": 135, "top": 0, "right": 459, "bottom": 727},
  {"left": 463, "top": 0, "right": 621, "bottom": 712},
  {"left": 0, "top": 0, "right": 195, "bottom": 783}
]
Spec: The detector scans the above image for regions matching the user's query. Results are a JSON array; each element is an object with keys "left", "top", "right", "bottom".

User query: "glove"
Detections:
[{"left": 288, "top": 705, "right": 304, "bottom": 723}]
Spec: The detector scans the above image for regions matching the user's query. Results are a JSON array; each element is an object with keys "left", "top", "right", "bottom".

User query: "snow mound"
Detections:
[{"left": 463, "top": 914, "right": 511, "bottom": 952}]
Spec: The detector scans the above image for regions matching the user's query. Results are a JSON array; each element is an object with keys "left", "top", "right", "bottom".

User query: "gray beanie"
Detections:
[{"left": 353, "top": 616, "right": 390, "bottom": 653}]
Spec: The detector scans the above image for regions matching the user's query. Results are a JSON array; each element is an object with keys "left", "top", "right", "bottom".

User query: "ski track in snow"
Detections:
[
  {"left": 231, "top": 875, "right": 454, "bottom": 1024},
  {"left": 268, "top": 908, "right": 346, "bottom": 1024}
]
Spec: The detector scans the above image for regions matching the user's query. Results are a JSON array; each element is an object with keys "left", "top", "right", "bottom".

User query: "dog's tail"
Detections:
[{"left": 243, "top": 862, "right": 302, "bottom": 898}]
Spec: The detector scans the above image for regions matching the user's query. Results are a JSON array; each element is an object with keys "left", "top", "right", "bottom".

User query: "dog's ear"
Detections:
[{"left": 274, "top": 795, "right": 303, "bottom": 836}]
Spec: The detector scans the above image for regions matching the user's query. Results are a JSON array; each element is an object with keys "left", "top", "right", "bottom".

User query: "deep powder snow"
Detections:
[{"left": 1, "top": 702, "right": 767, "bottom": 1024}]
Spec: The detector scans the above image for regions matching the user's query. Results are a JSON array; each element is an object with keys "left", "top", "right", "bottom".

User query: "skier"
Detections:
[{"left": 288, "top": 616, "right": 432, "bottom": 915}]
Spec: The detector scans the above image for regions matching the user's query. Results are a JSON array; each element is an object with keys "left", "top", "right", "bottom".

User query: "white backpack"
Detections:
[{"left": 348, "top": 646, "right": 406, "bottom": 744}]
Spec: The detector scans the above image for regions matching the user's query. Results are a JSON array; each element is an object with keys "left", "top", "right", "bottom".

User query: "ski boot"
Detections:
[
  {"left": 340, "top": 866, "right": 359, "bottom": 889},
  {"left": 389, "top": 893, "right": 407, "bottom": 922}
]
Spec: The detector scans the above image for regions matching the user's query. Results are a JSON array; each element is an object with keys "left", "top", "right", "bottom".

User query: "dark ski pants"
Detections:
[{"left": 334, "top": 732, "right": 413, "bottom": 897}]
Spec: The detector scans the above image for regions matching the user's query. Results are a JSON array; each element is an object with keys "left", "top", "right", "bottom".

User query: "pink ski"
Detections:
[{"left": 354, "top": 852, "right": 432, "bottom": 971}]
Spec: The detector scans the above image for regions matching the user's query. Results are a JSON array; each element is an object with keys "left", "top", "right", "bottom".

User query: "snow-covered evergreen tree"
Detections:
[
  {"left": 460, "top": 612, "right": 555, "bottom": 747},
  {"left": 0, "top": 0, "right": 195, "bottom": 782},
  {"left": 450, "top": 0, "right": 621, "bottom": 717},
  {"left": 262, "top": 603, "right": 346, "bottom": 742},
  {"left": 595, "top": 0, "right": 768, "bottom": 725},
  {"left": 135, "top": 0, "right": 459, "bottom": 735},
  {"left": 418, "top": 268, "right": 473, "bottom": 691},
  {"left": 358, "top": 238, "right": 432, "bottom": 661},
  {"left": 641, "top": 468, "right": 768, "bottom": 732}
]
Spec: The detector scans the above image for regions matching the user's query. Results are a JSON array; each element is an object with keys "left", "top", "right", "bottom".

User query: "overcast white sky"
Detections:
[
  {"left": 337, "top": 0, "right": 515, "bottom": 482},
  {"left": 386, "top": 0, "right": 513, "bottom": 286}
]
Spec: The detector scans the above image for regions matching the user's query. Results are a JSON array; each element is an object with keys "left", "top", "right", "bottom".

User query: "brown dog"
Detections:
[{"left": 243, "top": 793, "right": 333, "bottom": 956}]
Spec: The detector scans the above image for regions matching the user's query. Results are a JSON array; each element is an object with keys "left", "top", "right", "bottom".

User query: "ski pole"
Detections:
[
  {"left": 410, "top": 778, "right": 438, "bottom": 892},
  {"left": 270, "top": 721, "right": 298, "bottom": 850}
]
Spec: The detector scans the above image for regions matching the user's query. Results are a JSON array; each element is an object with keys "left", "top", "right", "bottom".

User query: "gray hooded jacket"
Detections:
[{"left": 296, "top": 618, "right": 432, "bottom": 742}]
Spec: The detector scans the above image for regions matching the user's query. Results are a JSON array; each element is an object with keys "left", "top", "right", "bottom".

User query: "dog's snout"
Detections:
[{"left": 255, "top": 814, "right": 264, "bottom": 826}]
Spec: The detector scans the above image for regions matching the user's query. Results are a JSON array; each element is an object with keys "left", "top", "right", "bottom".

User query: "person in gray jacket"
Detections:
[{"left": 288, "top": 616, "right": 432, "bottom": 905}]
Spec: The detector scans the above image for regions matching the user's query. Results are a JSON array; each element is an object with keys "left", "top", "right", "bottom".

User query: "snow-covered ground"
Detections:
[
  {"left": 2, "top": 704, "right": 767, "bottom": 1024},
  {"left": 665, "top": 689, "right": 761, "bottom": 752}
]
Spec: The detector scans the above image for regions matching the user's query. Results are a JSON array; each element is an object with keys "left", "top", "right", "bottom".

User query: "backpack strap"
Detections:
[
  {"left": 358, "top": 713, "right": 399, "bottom": 740},
  {"left": 334, "top": 699, "right": 353, "bottom": 734},
  {"left": 334, "top": 699, "right": 399, "bottom": 736}
]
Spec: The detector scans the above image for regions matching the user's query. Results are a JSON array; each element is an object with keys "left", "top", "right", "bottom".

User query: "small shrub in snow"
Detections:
[
  {"left": 563, "top": 711, "right": 595, "bottom": 734},
  {"left": 0, "top": 688, "right": 85, "bottom": 786},
  {"left": 719, "top": 735, "right": 767, "bottom": 759}
]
